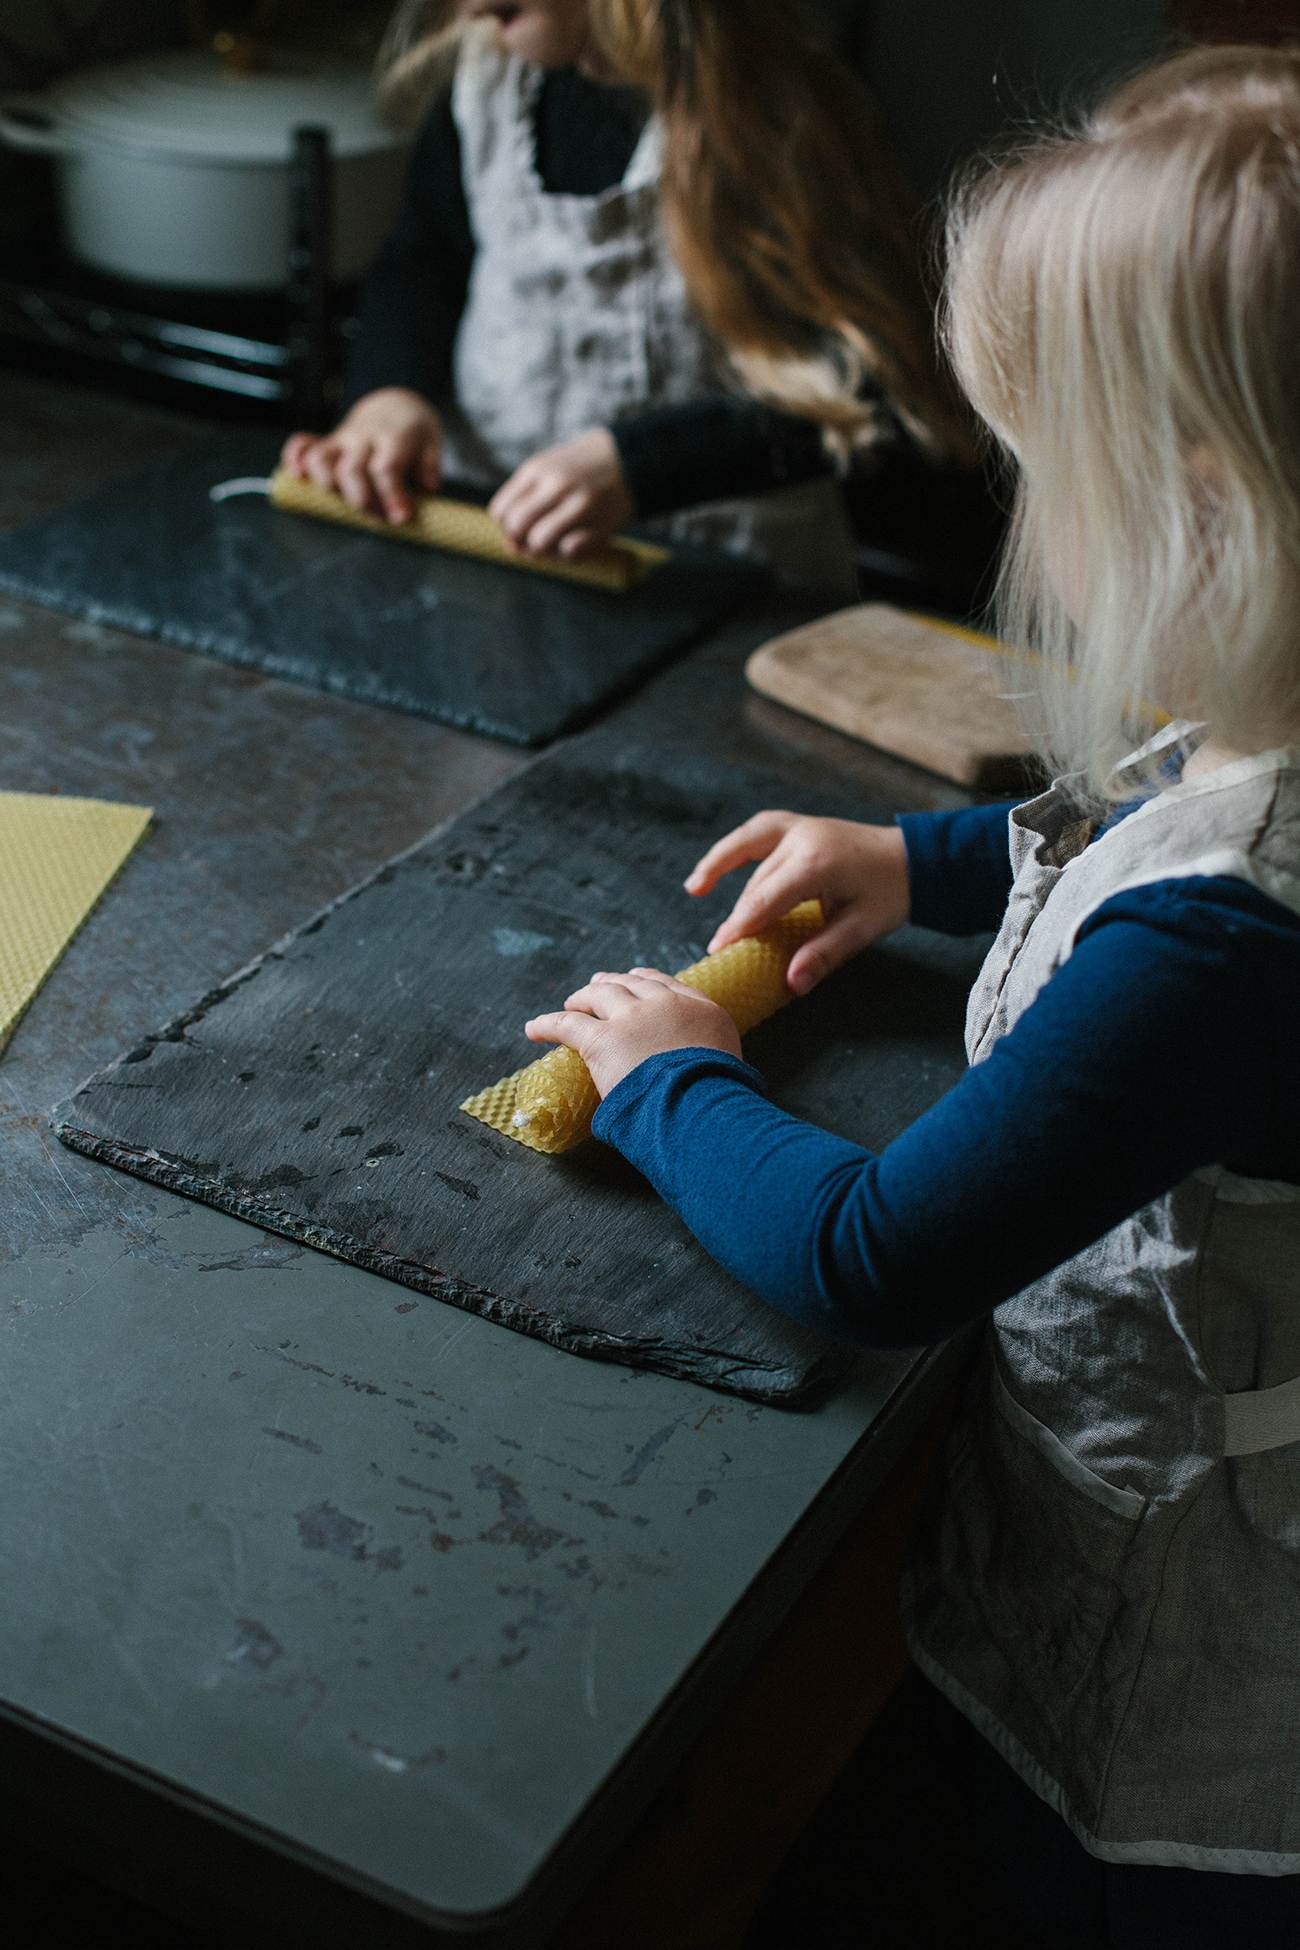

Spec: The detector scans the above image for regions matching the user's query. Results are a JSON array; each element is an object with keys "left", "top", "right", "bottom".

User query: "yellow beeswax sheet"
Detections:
[
  {"left": 462, "top": 902, "right": 823, "bottom": 1155},
  {"left": 0, "top": 791, "right": 152, "bottom": 1053},
  {"left": 267, "top": 468, "right": 669, "bottom": 594}
]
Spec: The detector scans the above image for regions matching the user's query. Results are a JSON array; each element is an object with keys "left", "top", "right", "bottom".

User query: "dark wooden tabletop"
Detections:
[{"left": 0, "top": 370, "right": 980, "bottom": 1947}]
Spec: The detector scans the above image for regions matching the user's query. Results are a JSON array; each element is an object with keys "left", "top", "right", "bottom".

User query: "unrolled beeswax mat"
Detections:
[
  {"left": 52, "top": 730, "right": 987, "bottom": 1407},
  {"left": 0, "top": 433, "right": 765, "bottom": 748},
  {"left": 0, "top": 791, "right": 151, "bottom": 1053}
]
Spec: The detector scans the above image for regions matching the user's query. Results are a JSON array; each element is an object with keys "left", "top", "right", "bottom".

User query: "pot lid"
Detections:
[{"left": 33, "top": 49, "right": 402, "bottom": 163}]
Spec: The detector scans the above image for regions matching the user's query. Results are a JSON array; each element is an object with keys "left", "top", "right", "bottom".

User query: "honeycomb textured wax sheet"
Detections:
[
  {"left": 462, "top": 901, "right": 824, "bottom": 1154},
  {"left": 0, "top": 792, "right": 152, "bottom": 1053},
  {"left": 267, "top": 468, "right": 669, "bottom": 594}
]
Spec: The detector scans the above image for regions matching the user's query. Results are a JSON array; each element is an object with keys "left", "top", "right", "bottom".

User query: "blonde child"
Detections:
[
  {"left": 526, "top": 45, "right": 1300, "bottom": 1945},
  {"left": 282, "top": 0, "right": 970, "bottom": 588}
]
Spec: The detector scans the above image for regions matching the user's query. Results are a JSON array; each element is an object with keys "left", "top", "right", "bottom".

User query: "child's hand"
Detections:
[
  {"left": 280, "top": 389, "right": 443, "bottom": 525},
  {"left": 687, "top": 812, "right": 911, "bottom": 995},
  {"left": 489, "top": 428, "right": 636, "bottom": 560},
  {"left": 526, "top": 969, "right": 741, "bottom": 1098}
]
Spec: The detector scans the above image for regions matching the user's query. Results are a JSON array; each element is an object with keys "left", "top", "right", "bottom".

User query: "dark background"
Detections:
[
  {"left": 6, "top": 1, "right": 1297, "bottom": 226},
  {"left": 0, "top": 0, "right": 1204, "bottom": 245}
]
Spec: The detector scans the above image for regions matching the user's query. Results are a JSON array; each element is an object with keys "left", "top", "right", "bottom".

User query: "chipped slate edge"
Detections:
[
  {"left": 0, "top": 568, "right": 542, "bottom": 747},
  {"left": 49, "top": 1122, "right": 847, "bottom": 1409},
  {"left": 62, "top": 798, "right": 470, "bottom": 1070},
  {"left": 45, "top": 783, "right": 850, "bottom": 1410},
  {"left": 0, "top": 538, "right": 762, "bottom": 750}
]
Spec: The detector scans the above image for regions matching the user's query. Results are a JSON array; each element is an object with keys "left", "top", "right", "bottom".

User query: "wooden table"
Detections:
[{"left": 0, "top": 372, "right": 980, "bottom": 1947}]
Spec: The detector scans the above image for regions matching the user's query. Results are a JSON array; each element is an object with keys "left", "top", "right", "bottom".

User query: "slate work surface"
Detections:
[
  {"left": 53, "top": 732, "right": 982, "bottom": 1408},
  {"left": 0, "top": 432, "right": 764, "bottom": 747}
]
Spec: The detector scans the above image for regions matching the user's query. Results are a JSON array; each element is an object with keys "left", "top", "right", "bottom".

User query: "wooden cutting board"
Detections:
[{"left": 746, "top": 602, "right": 1042, "bottom": 792}]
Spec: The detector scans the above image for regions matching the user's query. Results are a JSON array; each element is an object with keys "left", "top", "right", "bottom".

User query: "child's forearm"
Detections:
[
  {"left": 593, "top": 1048, "right": 991, "bottom": 1348},
  {"left": 591, "top": 885, "right": 1270, "bottom": 1347},
  {"left": 592, "top": 1049, "right": 942, "bottom": 1347},
  {"left": 609, "top": 397, "right": 831, "bottom": 518}
]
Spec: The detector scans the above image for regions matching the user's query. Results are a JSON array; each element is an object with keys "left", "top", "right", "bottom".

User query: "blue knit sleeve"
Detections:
[
  {"left": 895, "top": 802, "right": 1019, "bottom": 935},
  {"left": 591, "top": 876, "right": 1300, "bottom": 1348}
]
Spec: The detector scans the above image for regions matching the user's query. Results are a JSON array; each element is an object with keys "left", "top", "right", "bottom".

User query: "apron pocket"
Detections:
[
  {"left": 943, "top": 1374, "right": 1146, "bottom": 1734},
  {"left": 993, "top": 1365, "right": 1147, "bottom": 1518}
]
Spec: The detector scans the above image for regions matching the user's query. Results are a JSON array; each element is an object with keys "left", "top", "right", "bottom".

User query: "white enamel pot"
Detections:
[{"left": 0, "top": 49, "right": 407, "bottom": 291}]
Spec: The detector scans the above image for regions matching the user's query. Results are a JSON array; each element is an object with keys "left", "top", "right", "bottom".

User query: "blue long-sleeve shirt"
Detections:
[{"left": 591, "top": 800, "right": 1300, "bottom": 1348}]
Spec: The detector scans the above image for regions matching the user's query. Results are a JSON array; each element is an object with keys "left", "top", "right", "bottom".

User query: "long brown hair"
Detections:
[
  {"left": 377, "top": 0, "right": 970, "bottom": 461},
  {"left": 375, "top": 0, "right": 463, "bottom": 125},
  {"left": 592, "top": 0, "right": 973, "bottom": 462}
]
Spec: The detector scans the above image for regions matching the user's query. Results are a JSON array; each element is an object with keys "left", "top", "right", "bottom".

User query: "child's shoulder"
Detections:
[{"left": 1079, "top": 747, "right": 1300, "bottom": 934}]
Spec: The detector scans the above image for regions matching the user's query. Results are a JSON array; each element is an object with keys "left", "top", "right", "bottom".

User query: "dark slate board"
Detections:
[
  {"left": 52, "top": 737, "right": 982, "bottom": 1408},
  {"left": 0, "top": 433, "right": 764, "bottom": 747}
]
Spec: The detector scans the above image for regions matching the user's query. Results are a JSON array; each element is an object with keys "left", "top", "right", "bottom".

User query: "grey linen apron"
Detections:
[
  {"left": 439, "top": 24, "right": 858, "bottom": 590},
  {"left": 903, "top": 741, "right": 1300, "bottom": 1872}
]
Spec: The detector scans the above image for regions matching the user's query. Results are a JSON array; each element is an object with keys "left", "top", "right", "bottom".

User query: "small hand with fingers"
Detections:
[
  {"left": 524, "top": 814, "right": 908, "bottom": 1104},
  {"left": 685, "top": 811, "right": 911, "bottom": 995},
  {"left": 526, "top": 968, "right": 741, "bottom": 1100},
  {"left": 281, "top": 388, "right": 443, "bottom": 526},
  {"left": 490, "top": 427, "right": 636, "bottom": 561}
]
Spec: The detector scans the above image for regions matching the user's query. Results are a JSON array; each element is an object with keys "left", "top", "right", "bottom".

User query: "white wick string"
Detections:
[{"left": 209, "top": 477, "right": 272, "bottom": 502}]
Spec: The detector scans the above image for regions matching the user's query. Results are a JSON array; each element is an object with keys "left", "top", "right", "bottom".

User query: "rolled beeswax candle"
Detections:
[
  {"left": 267, "top": 467, "right": 668, "bottom": 593},
  {"left": 461, "top": 901, "right": 823, "bottom": 1155}
]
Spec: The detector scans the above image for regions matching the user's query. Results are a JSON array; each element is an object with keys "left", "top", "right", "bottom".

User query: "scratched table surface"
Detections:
[{"left": 0, "top": 371, "right": 982, "bottom": 1945}]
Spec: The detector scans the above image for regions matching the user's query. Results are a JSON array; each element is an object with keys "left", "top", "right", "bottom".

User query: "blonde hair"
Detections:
[{"left": 945, "top": 45, "right": 1300, "bottom": 797}]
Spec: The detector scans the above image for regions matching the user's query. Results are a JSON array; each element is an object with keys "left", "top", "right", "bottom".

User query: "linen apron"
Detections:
[
  {"left": 439, "top": 25, "right": 858, "bottom": 590},
  {"left": 902, "top": 739, "right": 1300, "bottom": 1872}
]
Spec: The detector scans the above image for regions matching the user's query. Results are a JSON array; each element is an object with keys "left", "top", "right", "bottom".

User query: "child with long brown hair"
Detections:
[
  {"left": 526, "top": 44, "right": 1300, "bottom": 1945},
  {"left": 282, "top": 0, "right": 972, "bottom": 586}
]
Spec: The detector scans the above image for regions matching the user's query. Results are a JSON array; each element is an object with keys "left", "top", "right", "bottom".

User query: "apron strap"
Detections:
[{"left": 1223, "top": 1374, "right": 1300, "bottom": 1456}]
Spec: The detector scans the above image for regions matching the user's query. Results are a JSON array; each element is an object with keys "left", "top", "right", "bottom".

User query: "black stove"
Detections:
[{"left": 0, "top": 127, "right": 352, "bottom": 430}]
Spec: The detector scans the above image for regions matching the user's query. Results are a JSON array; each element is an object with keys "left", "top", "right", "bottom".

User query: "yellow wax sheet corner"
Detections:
[
  {"left": 0, "top": 791, "right": 152, "bottom": 1054},
  {"left": 460, "top": 1069, "right": 554, "bottom": 1154}
]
